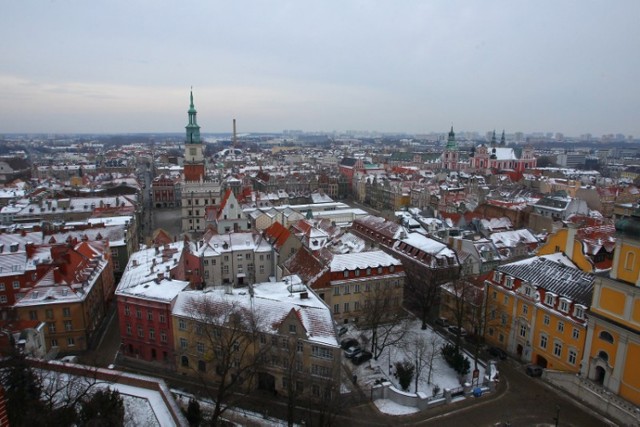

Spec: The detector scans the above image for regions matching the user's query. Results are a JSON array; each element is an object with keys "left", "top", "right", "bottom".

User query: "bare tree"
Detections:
[
  {"left": 404, "top": 272, "right": 441, "bottom": 330},
  {"left": 403, "top": 333, "right": 441, "bottom": 392},
  {"left": 179, "top": 296, "right": 271, "bottom": 426},
  {"left": 361, "top": 284, "right": 408, "bottom": 360}
]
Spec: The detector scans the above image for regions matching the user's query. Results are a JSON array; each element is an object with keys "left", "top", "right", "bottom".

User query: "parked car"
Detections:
[
  {"left": 447, "top": 325, "right": 468, "bottom": 337},
  {"left": 340, "top": 338, "right": 359, "bottom": 350},
  {"left": 487, "top": 346, "right": 507, "bottom": 360},
  {"left": 526, "top": 364, "right": 543, "bottom": 377},
  {"left": 435, "top": 317, "right": 449, "bottom": 328},
  {"left": 337, "top": 325, "right": 348, "bottom": 336},
  {"left": 344, "top": 346, "right": 362, "bottom": 359},
  {"left": 351, "top": 350, "right": 373, "bottom": 366}
]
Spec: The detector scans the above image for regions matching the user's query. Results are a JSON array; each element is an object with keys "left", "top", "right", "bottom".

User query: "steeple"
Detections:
[
  {"left": 446, "top": 126, "right": 457, "bottom": 150},
  {"left": 491, "top": 130, "right": 497, "bottom": 147},
  {"left": 500, "top": 130, "right": 506, "bottom": 146},
  {"left": 185, "top": 88, "right": 201, "bottom": 144}
]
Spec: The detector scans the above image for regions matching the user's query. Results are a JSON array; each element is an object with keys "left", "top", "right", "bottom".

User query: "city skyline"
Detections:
[{"left": 1, "top": 1, "right": 639, "bottom": 136}]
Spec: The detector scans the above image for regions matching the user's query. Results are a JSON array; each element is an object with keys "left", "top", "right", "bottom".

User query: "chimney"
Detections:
[{"left": 300, "top": 291, "right": 309, "bottom": 299}]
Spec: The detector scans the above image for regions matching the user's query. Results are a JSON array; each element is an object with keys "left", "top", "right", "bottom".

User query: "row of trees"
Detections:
[{"left": 0, "top": 352, "right": 124, "bottom": 427}]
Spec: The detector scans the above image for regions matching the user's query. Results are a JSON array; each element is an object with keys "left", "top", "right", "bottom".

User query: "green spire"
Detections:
[
  {"left": 186, "top": 88, "right": 201, "bottom": 144},
  {"left": 446, "top": 126, "right": 457, "bottom": 150}
]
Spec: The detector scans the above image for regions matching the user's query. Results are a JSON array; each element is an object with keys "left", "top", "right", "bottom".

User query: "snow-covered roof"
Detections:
[
  {"left": 329, "top": 251, "right": 402, "bottom": 272},
  {"left": 172, "top": 275, "right": 338, "bottom": 347}
]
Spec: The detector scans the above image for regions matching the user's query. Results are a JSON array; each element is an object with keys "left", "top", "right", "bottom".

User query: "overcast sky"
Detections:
[{"left": 1, "top": 1, "right": 639, "bottom": 136}]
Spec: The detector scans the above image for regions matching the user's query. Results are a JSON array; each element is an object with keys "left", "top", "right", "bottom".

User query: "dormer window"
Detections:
[
  {"left": 493, "top": 271, "right": 503, "bottom": 283},
  {"left": 505, "top": 276, "right": 514, "bottom": 289},
  {"left": 574, "top": 305, "right": 585, "bottom": 320},
  {"left": 559, "top": 298, "right": 570, "bottom": 313},
  {"left": 389, "top": 265, "right": 395, "bottom": 273},
  {"left": 355, "top": 269, "right": 360, "bottom": 277},
  {"left": 524, "top": 286, "right": 532, "bottom": 297},
  {"left": 545, "top": 293, "right": 556, "bottom": 306},
  {"left": 343, "top": 270, "right": 349, "bottom": 278}
]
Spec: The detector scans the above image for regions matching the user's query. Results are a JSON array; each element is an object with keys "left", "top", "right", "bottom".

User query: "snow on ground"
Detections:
[
  {"left": 374, "top": 399, "right": 419, "bottom": 415},
  {"left": 348, "top": 320, "right": 486, "bottom": 397}
]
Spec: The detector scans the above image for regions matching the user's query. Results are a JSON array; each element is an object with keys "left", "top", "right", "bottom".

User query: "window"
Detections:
[
  {"left": 180, "top": 338, "right": 188, "bottom": 349},
  {"left": 12, "top": 281, "right": 20, "bottom": 289},
  {"left": 333, "top": 287, "right": 340, "bottom": 296},
  {"left": 505, "top": 276, "right": 514, "bottom": 289},
  {"left": 29, "top": 310, "right": 37, "bottom": 320},
  {"left": 63, "top": 307, "right": 71, "bottom": 317},
  {"left": 311, "top": 345, "right": 333, "bottom": 359},
  {"left": 197, "top": 342, "right": 205, "bottom": 354},
  {"left": 568, "top": 348, "right": 577, "bottom": 365},
  {"left": 311, "top": 364, "right": 332, "bottom": 378},
  {"left": 0, "top": 283, "right": 4, "bottom": 291},
  {"left": 126, "top": 324, "right": 132, "bottom": 336},
  {"left": 354, "top": 301, "right": 361, "bottom": 311},
  {"left": 519, "top": 324, "right": 527, "bottom": 338},
  {"left": 503, "top": 295, "right": 509, "bottom": 305},
  {"left": 181, "top": 356, "right": 189, "bottom": 367},
  {"left": 574, "top": 306, "right": 585, "bottom": 320},
  {"left": 540, "top": 334, "right": 548, "bottom": 349},
  {"left": 501, "top": 314, "right": 508, "bottom": 326},
  {"left": 223, "top": 265, "right": 229, "bottom": 274},
  {"left": 366, "top": 268, "right": 371, "bottom": 275},
  {"left": 159, "top": 313, "right": 166, "bottom": 323},
  {"left": 64, "top": 320, "right": 72, "bottom": 331},
  {"left": 553, "top": 341, "right": 562, "bottom": 358},
  {"left": 598, "top": 330, "right": 614, "bottom": 344},
  {"left": 624, "top": 251, "right": 635, "bottom": 270},
  {"left": 493, "top": 271, "right": 503, "bottom": 283},
  {"left": 137, "top": 326, "right": 143, "bottom": 338},
  {"left": 389, "top": 265, "right": 395, "bottom": 273},
  {"left": 46, "top": 309, "right": 53, "bottom": 319},
  {"left": 136, "top": 308, "right": 142, "bottom": 319},
  {"left": 51, "top": 338, "right": 58, "bottom": 347},
  {"left": 492, "top": 291, "right": 497, "bottom": 300},
  {"left": 48, "top": 322, "right": 56, "bottom": 333},
  {"left": 572, "top": 328, "right": 580, "bottom": 340},
  {"left": 522, "top": 304, "right": 528, "bottom": 315},
  {"left": 297, "top": 341, "right": 303, "bottom": 353},
  {"left": 543, "top": 314, "right": 550, "bottom": 326},
  {"left": 343, "top": 270, "right": 349, "bottom": 278},
  {"left": 365, "top": 284, "right": 371, "bottom": 292},
  {"left": 355, "top": 269, "right": 360, "bottom": 277},
  {"left": 557, "top": 321, "right": 564, "bottom": 333},
  {"left": 125, "top": 305, "right": 130, "bottom": 316},
  {"left": 333, "top": 304, "right": 339, "bottom": 314},
  {"left": 354, "top": 284, "right": 360, "bottom": 293},
  {"left": 344, "top": 302, "right": 350, "bottom": 313},
  {"left": 198, "top": 360, "right": 206, "bottom": 372},
  {"left": 149, "top": 328, "right": 155, "bottom": 340},
  {"left": 289, "top": 324, "right": 297, "bottom": 334},
  {"left": 378, "top": 267, "right": 382, "bottom": 274},
  {"left": 559, "top": 299, "right": 570, "bottom": 313},
  {"left": 147, "top": 311, "right": 153, "bottom": 321},
  {"left": 524, "top": 286, "right": 532, "bottom": 297},
  {"left": 179, "top": 319, "right": 186, "bottom": 331},
  {"left": 0, "top": 295, "right": 8, "bottom": 303},
  {"left": 544, "top": 293, "right": 555, "bottom": 306},
  {"left": 67, "top": 337, "right": 75, "bottom": 346},
  {"left": 160, "top": 330, "right": 167, "bottom": 343}
]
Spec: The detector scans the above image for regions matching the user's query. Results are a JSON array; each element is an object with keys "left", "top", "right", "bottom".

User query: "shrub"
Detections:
[
  {"left": 441, "top": 344, "right": 470, "bottom": 376},
  {"left": 394, "top": 360, "right": 415, "bottom": 391}
]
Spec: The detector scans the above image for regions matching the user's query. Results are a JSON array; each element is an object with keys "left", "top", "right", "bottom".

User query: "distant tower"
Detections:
[
  {"left": 183, "top": 89, "right": 205, "bottom": 182},
  {"left": 491, "top": 130, "right": 497, "bottom": 147},
  {"left": 500, "top": 130, "right": 506, "bottom": 146},
  {"left": 442, "top": 126, "right": 459, "bottom": 170},
  {"left": 233, "top": 118, "right": 238, "bottom": 149}
]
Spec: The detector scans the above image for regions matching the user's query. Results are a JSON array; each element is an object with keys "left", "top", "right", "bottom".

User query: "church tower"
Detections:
[
  {"left": 442, "top": 126, "right": 459, "bottom": 171},
  {"left": 183, "top": 90, "right": 205, "bottom": 182}
]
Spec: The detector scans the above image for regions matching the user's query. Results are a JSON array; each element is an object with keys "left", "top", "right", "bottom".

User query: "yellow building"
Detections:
[
  {"left": 484, "top": 254, "right": 593, "bottom": 373},
  {"left": 582, "top": 231, "right": 640, "bottom": 406}
]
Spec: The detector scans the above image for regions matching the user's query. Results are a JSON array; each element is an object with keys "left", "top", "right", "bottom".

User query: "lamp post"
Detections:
[{"left": 553, "top": 404, "right": 560, "bottom": 427}]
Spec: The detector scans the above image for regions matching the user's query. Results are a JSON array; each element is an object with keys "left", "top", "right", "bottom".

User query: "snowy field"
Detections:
[{"left": 346, "top": 319, "right": 488, "bottom": 415}]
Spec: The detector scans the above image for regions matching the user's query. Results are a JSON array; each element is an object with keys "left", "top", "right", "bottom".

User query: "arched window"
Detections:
[
  {"left": 598, "top": 331, "right": 614, "bottom": 344},
  {"left": 597, "top": 351, "right": 609, "bottom": 362},
  {"left": 181, "top": 356, "right": 189, "bottom": 367},
  {"left": 624, "top": 251, "right": 635, "bottom": 271}
]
